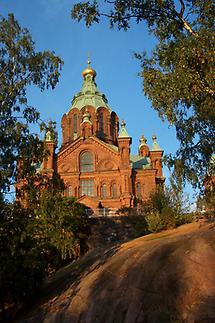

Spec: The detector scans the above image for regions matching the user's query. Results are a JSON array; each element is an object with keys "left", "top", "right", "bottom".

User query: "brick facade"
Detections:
[{"left": 43, "top": 63, "right": 164, "bottom": 210}]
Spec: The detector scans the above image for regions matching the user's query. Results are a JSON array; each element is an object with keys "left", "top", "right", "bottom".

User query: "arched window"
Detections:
[
  {"left": 67, "top": 185, "right": 72, "bottom": 197},
  {"left": 74, "top": 114, "right": 77, "bottom": 133},
  {"left": 81, "top": 179, "right": 94, "bottom": 196},
  {"left": 80, "top": 151, "right": 93, "bottom": 172},
  {"left": 101, "top": 183, "right": 107, "bottom": 198},
  {"left": 110, "top": 113, "right": 116, "bottom": 140},
  {"left": 136, "top": 182, "right": 141, "bottom": 198},
  {"left": 99, "top": 112, "right": 104, "bottom": 133},
  {"left": 110, "top": 183, "right": 117, "bottom": 198}
]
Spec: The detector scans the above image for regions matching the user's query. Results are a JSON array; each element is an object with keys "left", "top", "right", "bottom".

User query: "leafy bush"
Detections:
[
  {"left": 116, "top": 207, "right": 137, "bottom": 216},
  {"left": 198, "top": 187, "right": 215, "bottom": 212},
  {"left": 145, "top": 211, "right": 164, "bottom": 233},
  {"left": 0, "top": 203, "right": 47, "bottom": 320},
  {"left": 143, "top": 182, "right": 190, "bottom": 232},
  {"left": 0, "top": 193, "right": 88, "bottom": 319},
  {"left": 34, "top": 192, "right": 89, "bottom": 261}
]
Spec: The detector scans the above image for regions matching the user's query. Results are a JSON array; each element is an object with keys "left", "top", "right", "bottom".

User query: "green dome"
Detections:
[
  {"left": 118, "top": 120, "right": 130, "bottom": 138},
  {"left": 151, "top": 134, "right": 163, "bottom": 151},
  {"left": 70, "top": 69, "right": 111, "bottom": 111}
]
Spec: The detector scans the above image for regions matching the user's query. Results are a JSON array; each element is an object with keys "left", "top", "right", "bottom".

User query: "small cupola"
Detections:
[
  {"left": 118, "top": 120, "right": 130, "bottom": 138},
  {"left": 151, "top": 134, "right": 162, "bottom": 151},
  {"left": 45, "top": 121, "right": 56, "bottom": 143},
  {"left": 138, "top": 133, "right": 149, "bottom": 157}
]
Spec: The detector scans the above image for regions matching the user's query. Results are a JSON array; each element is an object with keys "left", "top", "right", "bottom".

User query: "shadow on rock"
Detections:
[{"left": 16, "top": 225, "right": 215, "bottom": 323}]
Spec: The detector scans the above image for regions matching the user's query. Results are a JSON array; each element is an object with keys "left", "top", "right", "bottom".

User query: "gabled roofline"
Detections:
[{"left": 57, "top": 136, "right": 119, "bottom": 164}]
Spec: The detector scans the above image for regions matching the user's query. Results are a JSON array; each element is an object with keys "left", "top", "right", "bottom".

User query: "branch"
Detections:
[
  {"left": 100, "top": 12, "right": 139, "bottom": 20},
  {"left": 172, "top": 0, "right": 196, "bottom": 35},
  {"left": 179, "top": 0, "right": 185, "bottom": 17},
  {"left": 178, "top": 15, "right": 196, "bottom": 35},
  {"left": 103, "top": 1, "right": 196, "bottom": 35}
]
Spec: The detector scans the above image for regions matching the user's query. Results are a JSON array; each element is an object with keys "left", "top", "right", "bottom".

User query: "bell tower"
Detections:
[
  {"left": 43, "top": 130, "right": 56, "bottom": 176},
  {"left": 149, "top": 134, "right": 164, "bottom": 179}
]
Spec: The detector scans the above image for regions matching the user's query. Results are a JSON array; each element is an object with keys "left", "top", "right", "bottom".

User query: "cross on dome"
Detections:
[{"left": 82, "top": 56, "right": 97, "bottom": 79}]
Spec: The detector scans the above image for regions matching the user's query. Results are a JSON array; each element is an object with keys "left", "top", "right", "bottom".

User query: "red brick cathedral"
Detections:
[{"left": 44, "top": 62, "right": 164, "bottom": 210}]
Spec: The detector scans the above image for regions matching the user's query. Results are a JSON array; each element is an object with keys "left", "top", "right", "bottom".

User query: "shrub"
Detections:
[
  {"left": 0, "top": 203, "right": 47, "bottom": 320},
  {"left": 144, "top": 181, "right": 190, "bottom": 232},
  {"left": 116, "top": 207, "right": 136, "bottom": 216},
  {"left": 34, "top": 192, "right": 89, "bottom": 261},
  {"left": 0, "top": 193, "right": 89, "bottom": 319},
  {"left": 145, "top": 211, "right": 164, "bottom": 232}
]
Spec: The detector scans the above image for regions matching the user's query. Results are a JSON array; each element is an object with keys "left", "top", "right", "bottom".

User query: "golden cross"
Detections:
[{"left": 87, "top": 53, "right": 91, "bottom": 67}]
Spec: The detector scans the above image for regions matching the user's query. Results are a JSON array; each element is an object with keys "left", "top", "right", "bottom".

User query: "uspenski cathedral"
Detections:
[{"left": 43, "top": 60, "right": 164, "bottom": 210}]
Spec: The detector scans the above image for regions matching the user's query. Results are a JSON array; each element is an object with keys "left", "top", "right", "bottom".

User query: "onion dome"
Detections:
[
  {"left": 138, "top": 132, "right": 149, "bottom": 157},
  {"left": 45, "top": 130, "right": 56, "bottom": 142},
  {"left": 151, "top": 134, "right": 163, "bottom": 151},
  {"left": 139, "top": 134, "right": 147, "bottom": 148},
  {"left": 118, "top": 120, "right": 130, "bottom": 138},
  {"left": 82, "top": 58, "right": 97, "bottom": 79},
  {"left": 70, "top": 58, "right": 110, "bottom": 111}
]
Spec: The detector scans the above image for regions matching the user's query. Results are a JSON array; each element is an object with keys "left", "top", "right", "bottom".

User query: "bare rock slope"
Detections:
[{"left": 19, "top": 222, "right": 215, "bottom": 323}]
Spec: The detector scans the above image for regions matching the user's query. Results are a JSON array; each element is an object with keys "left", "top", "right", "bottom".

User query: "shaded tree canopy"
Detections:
[
  {"left": 71, "top": 0, "right": 215, "bottom": 186},
  {"left": 0, "top": 14, "right": 63, "bottom": 198}
]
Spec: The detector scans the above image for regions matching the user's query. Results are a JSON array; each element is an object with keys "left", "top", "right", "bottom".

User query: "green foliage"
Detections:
[
  {"left": 127, "top": 215, "right": 148, "bottom": 237},
  {"left": 0, "top": 12, "right": 90, "bottom": 320},
  {"left": 143, "top": 179, "right": 190, "bottom": 232},
  {"left": 116, "top": 208, "right": 149, "bottom": 236},
  {"left": 71, "top": 0, "right": 215, "bottom": 186},
  {"left": 145, "top": 188, "right": 176, "bottom": 231},
  {"left": 116, "top": 206, "right": 135, "bottom": 216},
  {"left": 139, "top": 26, "right": 214, "bottom": 185},
  {"left": 198, "top": 187, "right": 215, "bottom": 212},
  {"left": 0, "top": 13, "right": 65, "bottom": 319},
  {"left": 116, "top": 176, "right": 190, "bottom": 233},
  {"left": 0, "top": 194, "right": 88, "bottom": 318},
  {"left": 206, "top": 189, "right": 215, "bottom": 211},
  {"left": 0, "top": 203, "right": 47, "bottom": 319},
  {"left": 145, "top": 211, "right": 165, "bottom": 233},
  {"left": 35, "top": 191, "right": 88, "bottom": 260},
  {"left": 0, "top": 13, "right": 63, "bottom": 196}
]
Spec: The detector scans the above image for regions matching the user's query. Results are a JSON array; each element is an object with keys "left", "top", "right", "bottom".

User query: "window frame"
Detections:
[
  {"left": 99, "top": 112, "right": 104, "bottom": 133},
  {"left": 73, "top": 114, "right": 78, "bottom": 133},
  {"left": 80, "top": 179, "right": 94, "bottom": 197},
  {"left": 80, "top": 151, "right": 94, "bottom": 172},
  {"left": 101, "top": 183, "right": 107, "bottom": 198},
  {"left": 67, "top": 185, "right": 72, "bottom": 197},
  {"left": 110, "top": 182, "right": 117, "bottom": 198},
  {"left": 136, "top": 182, "right": 141, "bottom": 198}
]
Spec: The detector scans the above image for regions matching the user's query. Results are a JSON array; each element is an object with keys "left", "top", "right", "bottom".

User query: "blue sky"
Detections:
[{"left": 1, "top": 0, "right": 195, "bottom": 202}]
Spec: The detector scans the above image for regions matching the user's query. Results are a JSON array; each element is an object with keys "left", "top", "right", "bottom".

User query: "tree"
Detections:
[
  {"left": 0, "top": 202, "right": 48, "bottom": 320},
  {"left": 0, "top": 13, "right": 63, "bottom": 198},
  {"left": 0, "top": 190, "right": 89, "bottom": 319},
  {"left": 35, "top": 191, "right": 88, "bottom": 260},
  {"left": 144, "top": 175, "right": 190, "bottom": 232},
  {"left": 71, "top": 0, "right": 215, "bottom": 186},
  {"left": 0, "top": 13, "right": 64, "bottom": 319}
]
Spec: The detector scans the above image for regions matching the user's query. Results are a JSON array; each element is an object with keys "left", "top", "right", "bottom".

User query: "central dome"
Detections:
[
  {"left": 82, "top": 59, "right": 97, "bottom": 79},
  {"left": 70, "top": 60, "right": 111, "bottom": 111},
  {"left": 82, "top": 67, "right": 97, "bottom": 79}
]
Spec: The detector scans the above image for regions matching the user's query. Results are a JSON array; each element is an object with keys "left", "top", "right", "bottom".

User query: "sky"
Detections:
[{"left": 1, "top": 0, "right": 195, "bottom": 204}]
